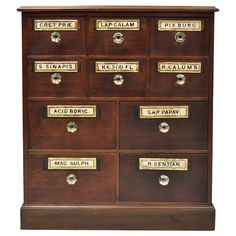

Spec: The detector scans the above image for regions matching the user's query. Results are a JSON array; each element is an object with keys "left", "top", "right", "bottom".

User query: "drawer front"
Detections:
[
  {"left": 89, "top": 60, "right": 147, "bottom": 97},
  {"left": 26, "top": 17, "right": 86, "bottom": 55},
  {"left": 28, "top": 59, "right": 86, "bottom": 97},
  {"left": 27, "top": 153, "right": 117, "bottom": 203},
  {"left": 88, "top": 17, "right": 148, "bottom": 55},
  {"left": 151, "top": 18, "right": 210, "bottom": 56},
  {"left": 119, "top": 154, "right": 208, "bottom": 202},
  {"left": 29, "top": 101, "right": 116, "bottom": 149},
  {"left": 151, "top": 60, "right": 209, "bottom": 97},
  {"left": 120, "top": 102, "right": 208, "bottom": 150}
]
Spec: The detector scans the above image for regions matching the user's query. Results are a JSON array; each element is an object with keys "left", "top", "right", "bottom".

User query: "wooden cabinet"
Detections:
[{"left": 18, "top": 6, "right": 218, "bottom": 230}]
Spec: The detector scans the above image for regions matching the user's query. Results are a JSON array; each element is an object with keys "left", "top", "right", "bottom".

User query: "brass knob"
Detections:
[
  {"left": 113, "top": 32, "right": 124, "bottom": 44},
  {"left": 159, "top": 122, "right": 170, "bottom": 133},
  {"left": 113, "top": 74, "right": 124, "bottom": 85},
  {"left": 175, "top": 32, "right": 186, "bottom": 43},
  {"left": 67, "top": 122, "right": 78, "bottom": 133},
  {"left": 50, "top": 73, "right": 62, "bottom": 84},
  {"left": 159, "top": 175, "right": 170, "bottom": 186},
  {"left": 66, "top": 173, "right": 77, "bottom": 185},
  {"left": 50, "top": 32, "right": 61, "bottom": 43},
  {"left": 176, "top": 74, "right": 186, "bottom": 86}
]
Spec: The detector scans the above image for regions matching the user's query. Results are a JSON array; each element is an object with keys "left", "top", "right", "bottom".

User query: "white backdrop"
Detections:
[{"left": 0, "top": 0, "right": 234, "bottom": 235}]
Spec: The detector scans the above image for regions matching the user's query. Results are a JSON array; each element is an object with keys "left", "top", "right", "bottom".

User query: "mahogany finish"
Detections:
[
  {"left": 27, "top": 153, "right": 117, "bottom": 203},
  {"left": 120, "top": 101, "right": 208, "bottom": 150},
  {"left": 119, "top": 153, "right": 208, "bottom": 202},
  {"left": 18, "top": 6, "right": 218, "bottom": 230},
  {"left": 28, "top": 101, "right": 117, "bottom": 149},
  {"left": 151, "top": 18, "right": 210, "bottom": 56}
]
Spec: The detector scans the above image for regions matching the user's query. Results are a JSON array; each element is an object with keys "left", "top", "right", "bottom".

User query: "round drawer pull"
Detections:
[
  {"left": 113, "top": 32, "right": 124, "bottom": 44},
  {"left": 175, "top": 32, "right": 186, "bottom": 43},
  {"left": 50, "top": 32, "right": 61, "bottom": 43},
  {"left": 159, "top": 122, "right": 170, "bottom": 133},
  {"left": 159, "top": 175, "right": 170, "bottom": 186},
  {"left": 176, "top": 74, "right": 186, "bottom": 86},
  {"left": 50, "top": 73, "right": 62, "bottom": 85},
  {"left": 66, "top": 173, "right": 77, "bottom": 185},
  {"left": 67, "top": 122, "right": 78, "bottom": 133},
  {"left": 113, "top": 74, "right": 124, "bottom": 85}
]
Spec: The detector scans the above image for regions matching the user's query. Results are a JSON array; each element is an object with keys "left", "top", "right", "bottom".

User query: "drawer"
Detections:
[
  {"left": 119, "top": 153, "right": 208, "bottom": 202},
  {"left": 27, "top": 153, "right": 117, "bottom": 203},
  {"left": 28, "top": 59, "right": 86, "bottom": 97},
  {"left": 120, "top": 102, "right": 208, "bottom": 150},
  {"left": 26, "top": 17, "right": 86, "bottom": 55},
  {"left": 151, "top": 60, "right": 209, "bottom": 97},
  {"left": 28, "top": 101, "right": 116, "bottom": 149},
  {"left": 89, "top": 60, "right": 147, "bottom": 97},
  {"left": 88, "top": 17, "right": 148, "bottom": 55},
  {"left": 151, "top": 18, "right": 210, "bottom": 56}
]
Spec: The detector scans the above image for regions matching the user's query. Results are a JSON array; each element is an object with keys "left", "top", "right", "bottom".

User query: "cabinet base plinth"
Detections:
[{"left": 21, "top": 204, "right": 215, "bottom": 230}]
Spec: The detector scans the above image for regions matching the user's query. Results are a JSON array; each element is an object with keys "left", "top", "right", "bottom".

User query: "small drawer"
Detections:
[
  {"left": 120, "top": 101, "right": 208, "bottom": 150},
  {"left": 88, "top": 60, "right": 147, "bottom": 97},
  {"left": 88, "top": 17, "right": 148, "bottom": 55},
  {"left": 28, "top": 101, "right": 116, "bottom": 149},
  {"left": 119, "top": 153, "right": 208, "bottom": 202},
  {"left": 151, "top": 18, "right": 210, "bottom": 56},
  {"left": 27, "top": 153, "right": 117, "bottom": 203},
  {"left": 26, "top": 17, "right": 86, "bottom": 55},
  {"left": 151, "top": 60, "right": 209, "bottom": 97},
  {"left": 28, "top": 59, "right": 86, "bottom": 97}
]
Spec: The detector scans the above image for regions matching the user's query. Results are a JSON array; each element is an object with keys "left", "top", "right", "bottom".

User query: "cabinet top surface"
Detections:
[{"left": 17, "top": 5, "right": 219, "bottom": 13}]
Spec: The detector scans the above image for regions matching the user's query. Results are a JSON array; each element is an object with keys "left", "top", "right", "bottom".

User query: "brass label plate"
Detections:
[
  {"left": 48, "top": 157, "right": 97, "bottom": 170},
  {"left": 139, "top": 106, "right": 189, "bottom": 119},
  {"left": 139, "top": 158, "right": 188, "bottom": 171},
  {"left": 96, "top": 61, "right": 139, "bottom": 73},
  {"left": 47, "top": 105, "right": 97, "bottom": 118},
  {"left": 158, "top": 62, "right": 202, "bottom": 73},
  {"left": 34, "top": 61, "right": 78, "bottom": 73},
  {"left": 158, "top": 20, "right": 202, "bottom": 31},
  {"left": 96, "top": 19, "right": 140, "bottom": 30},
  {"left": 34, "top": 19, "right": 79, "bottom": 31}
]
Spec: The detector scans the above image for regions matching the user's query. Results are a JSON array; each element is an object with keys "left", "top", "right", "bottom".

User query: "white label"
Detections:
[
  {"left": 96, "top": 19, "right": 140, "bottom": 30},
  {"left": 158, "top": 62, "right": 202, "bottom": 73},
  {"left": 139, "top": 106, "right": 189, "bottom": 119},
  {"left": 35, "top": 61, "right": 78, "bottom": 73},
  {"left": 158, "top": 20, "right": 202, "bottom": 31},
  {"left": 34, "top": 20, "right": 79, "bottom": 31},
  {"left": 47, "top": 105, "right": 97, "bottom": 118},
  {"left": 139, "top": 158, "right": 188, "bottom": 171},
  {"left": 96, "top": 62, "right": 139, "bottom": 73},
  {"left": 48, "top": 158, "right": 97, "bottom": 170}
]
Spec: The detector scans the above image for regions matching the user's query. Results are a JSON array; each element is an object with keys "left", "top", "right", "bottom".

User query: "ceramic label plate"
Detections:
[
  {"left": 34, "top": 61, "right": 78, "bottom": 72},
  {"left": 139, "top": 106, "right": 189, "bottom": 119},
  {"left": 158, "top": 62, "right": 202, "bottom": 73},
  {"left": 48, "top": 157, "right": 97, "bottom": 170},
  {"left": 139, "top": 158, "right": 188, "bottom": 171},
  {"left": 95, "top": 61, "right": 139, "bottom": 73},
  {"left": 96, "top": 19, "right": 140, "bottom": 30},
  {"left": 34, "top": 19, "right": 79, "bottom": 31},
  {"left": 158, "top": 20, "right": 202, "bottom": 31},
  {"left": 47, "top": 105, "right": 97, "bottom": 118}
]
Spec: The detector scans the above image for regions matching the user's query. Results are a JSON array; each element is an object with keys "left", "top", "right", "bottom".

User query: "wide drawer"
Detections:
[
  {"left": 26, "top": 17, "right": 86, "bottom": 55},
  {"left": 151, "top": 60, "right": 209, "bottom": 97},
  {"left": 119, "top": 153, "right": 208, "bottom": 202},
  {"left": 28, "top": 101, "right": 116, "bottom": 149},
  {"left": 151, "top": 18, "right": 210, "bottom": 56},
  {"left": 88, "top": 60, "right": 147, "bottom": 97},
  {"left": 28, "top": 59, "right": 86, "bottom": 97},
  {"left": 120, "top": 101, "right": 208, "bottom": 150},
  {"left": 88, "top": 17, "right": 148, "bottom": 55},
  {"left": 27, "top": 153, "right": 117, "bottom": 203}
]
